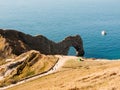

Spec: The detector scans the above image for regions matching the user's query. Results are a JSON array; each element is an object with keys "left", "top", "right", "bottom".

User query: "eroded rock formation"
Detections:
[
  {"left": 0, "top": 50, "right": 58, "bottom": 87},
  {"left": 0, "top": 29, "right": 84, "bottom": 60}
]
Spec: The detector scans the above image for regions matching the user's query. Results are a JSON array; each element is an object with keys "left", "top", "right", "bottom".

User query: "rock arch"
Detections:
[{"left": 0, "top": 29, "right": 84, "bottom": 59}]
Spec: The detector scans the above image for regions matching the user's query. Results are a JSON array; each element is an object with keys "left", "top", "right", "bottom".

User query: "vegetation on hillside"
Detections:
[{"left": 0, "top": 50, "right": 58, "bottom": 87}]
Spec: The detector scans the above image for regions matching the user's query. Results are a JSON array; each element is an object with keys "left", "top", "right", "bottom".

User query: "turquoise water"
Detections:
[{"left": 0, "top": 0, "right": 120, "bottom": 59}]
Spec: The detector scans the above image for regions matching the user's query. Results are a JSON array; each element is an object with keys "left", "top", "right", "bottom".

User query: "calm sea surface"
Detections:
[{"left": 0, "top": 0, "right": 120, "bottom": 59}]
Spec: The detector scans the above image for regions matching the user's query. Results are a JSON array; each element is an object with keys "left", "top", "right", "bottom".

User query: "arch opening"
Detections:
[{"left": 68, "top": 46, "right": 76, "bottom": 56}]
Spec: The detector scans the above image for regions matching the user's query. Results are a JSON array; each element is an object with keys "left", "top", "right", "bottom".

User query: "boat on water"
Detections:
[{"left": 101, "top": 30, "right": 107, "bottom": 36}]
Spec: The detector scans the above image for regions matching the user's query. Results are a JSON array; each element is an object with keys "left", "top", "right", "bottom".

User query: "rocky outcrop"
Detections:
[
  {"left": 0, "top": 29, "right": 84, "bottom": 60},
  {"left": 0, "top": 50, "right": 58, "bottom": 87}
]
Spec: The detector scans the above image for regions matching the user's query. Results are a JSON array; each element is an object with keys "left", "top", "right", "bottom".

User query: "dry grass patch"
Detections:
[{"left": 7, "top": 58, "right": 120, "bottom": 90}]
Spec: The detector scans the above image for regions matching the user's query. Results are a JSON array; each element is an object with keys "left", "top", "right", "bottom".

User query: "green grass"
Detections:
[{"left": 25, "top": 71, "right": 35, "bottom": 77}]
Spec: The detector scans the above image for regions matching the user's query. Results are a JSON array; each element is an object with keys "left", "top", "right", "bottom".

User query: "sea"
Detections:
[{"left": 0, "top": 0, "right": 120, "bottom": 59}]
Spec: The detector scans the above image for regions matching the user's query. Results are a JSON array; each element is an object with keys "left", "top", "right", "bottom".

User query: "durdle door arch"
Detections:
[{"left": 0, "top": 29, "right": 85, "bottom": 60}]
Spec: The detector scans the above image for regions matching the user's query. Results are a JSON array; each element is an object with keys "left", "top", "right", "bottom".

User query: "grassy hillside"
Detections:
[
  {"left": 0, "top": 50, "right": 58, "bottom": 87},
  {"left": 7, "top": 58, "right": 120, "bottom": 90}
]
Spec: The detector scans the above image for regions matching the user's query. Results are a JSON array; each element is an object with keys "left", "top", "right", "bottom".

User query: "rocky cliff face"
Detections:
[
  {"left": 0, "top": 29, "right": 84, "bottom": 60},
  {"left": 0, "top": 50, "right": 58, "bottom": 87}
]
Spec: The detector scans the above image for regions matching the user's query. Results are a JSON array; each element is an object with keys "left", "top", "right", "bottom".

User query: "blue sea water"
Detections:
[{"left": 0, "top": 0, "right": 120, "bottom": 59}]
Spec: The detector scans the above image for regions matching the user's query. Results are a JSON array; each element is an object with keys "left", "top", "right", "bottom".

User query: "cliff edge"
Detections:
[{"left": 0, "top": 29, "right": 84, "bottom": 60}]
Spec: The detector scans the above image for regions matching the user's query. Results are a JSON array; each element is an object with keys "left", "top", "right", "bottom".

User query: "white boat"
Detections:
[{"left": 101, "top": 30, "right": 107, "bottom": 36}]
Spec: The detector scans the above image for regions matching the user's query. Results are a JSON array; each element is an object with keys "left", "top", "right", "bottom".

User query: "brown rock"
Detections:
[{"left": 0, "top": 29, "right": 84, "bottom": 59}]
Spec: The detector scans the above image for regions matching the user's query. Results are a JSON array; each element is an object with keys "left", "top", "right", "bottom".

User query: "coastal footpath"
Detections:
[{"left": 5, "top": 57, "right": 120, "bottom": 90}]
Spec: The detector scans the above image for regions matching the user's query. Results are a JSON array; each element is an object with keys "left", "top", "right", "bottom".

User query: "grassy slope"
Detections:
[
  {"left": 8, "top": 58, "right": 120, "bottom": 90},
  {"left": 0, "top": 51, "right": 58, "bottom": 87}
]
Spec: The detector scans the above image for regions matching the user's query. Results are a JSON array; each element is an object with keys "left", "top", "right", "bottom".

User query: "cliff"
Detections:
[{"left": 0, "top": 29, "right": 84, "bottom": 60}]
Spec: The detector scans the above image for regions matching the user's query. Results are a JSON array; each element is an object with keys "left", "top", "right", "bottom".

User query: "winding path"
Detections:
[{"left": 0, "top": 55, "right": 77, "bottom": 90}]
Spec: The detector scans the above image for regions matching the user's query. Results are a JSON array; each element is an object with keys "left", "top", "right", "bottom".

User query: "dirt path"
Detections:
[
  {"left": 0, "top": 55, "right": 77, "bottom": 90},
  {"left": 4, "top": 57, "right": 120, "bottom": 90}
]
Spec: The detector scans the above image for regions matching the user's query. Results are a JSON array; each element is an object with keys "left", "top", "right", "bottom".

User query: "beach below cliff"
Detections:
[{"left": 6, "top": 56, "right": 120, "bottom": 90}]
